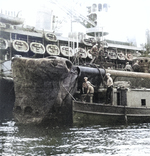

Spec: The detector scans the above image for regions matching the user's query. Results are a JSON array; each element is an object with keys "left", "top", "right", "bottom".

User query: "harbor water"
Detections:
[{"left": 1, "top": 117, "right": 150, "bottom": 156}]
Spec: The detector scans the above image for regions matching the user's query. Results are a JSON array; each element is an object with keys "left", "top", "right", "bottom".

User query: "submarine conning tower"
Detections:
[{"left": 86, "top": 0, "right": 110, "bottom": 39}]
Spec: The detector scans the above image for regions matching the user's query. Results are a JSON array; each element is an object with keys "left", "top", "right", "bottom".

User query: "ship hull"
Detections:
[
  {"left": 73, "top": 101, "right": 150, "bottom": 125},
  {"left": 0, "top": 77, "right": 15, "bottom": 121}
]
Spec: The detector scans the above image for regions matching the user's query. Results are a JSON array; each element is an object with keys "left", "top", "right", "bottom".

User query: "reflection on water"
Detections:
[{"left": 1, "top": 119, "right": 150, "bottom": 156}]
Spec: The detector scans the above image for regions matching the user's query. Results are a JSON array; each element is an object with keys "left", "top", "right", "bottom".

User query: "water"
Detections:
[{"left": 1, "top": 119, "right": 150, "bottom": 156}]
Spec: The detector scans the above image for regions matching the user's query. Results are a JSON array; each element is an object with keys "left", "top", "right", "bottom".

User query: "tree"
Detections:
[{"left": 145, "top": 29, "right": 150, "bottom": 55}]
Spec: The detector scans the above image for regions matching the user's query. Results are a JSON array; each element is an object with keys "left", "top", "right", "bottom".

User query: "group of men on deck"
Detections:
[
  {"left": 82, "top": 73, "right": 113, "bottom": 104},
  {"left": 83, "top": 42, "right": 140, "bottom": 104},
  {"left": 90, "top": 42, "right": 140, "bottom": 72}
]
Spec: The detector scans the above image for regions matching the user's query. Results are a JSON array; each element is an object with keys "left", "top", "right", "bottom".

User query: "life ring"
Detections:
[
  {"left": 117, "top": 53, "right": 125, "bottom": 60},
  {"left": 126, "top": 54, "right": 133, "bottom": 61}
]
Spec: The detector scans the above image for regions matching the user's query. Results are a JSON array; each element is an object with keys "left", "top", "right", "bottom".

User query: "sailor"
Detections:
[
  {"left": 105, "top": 73, "right": 113, "bottom": 104},
  {"left": 132, "top": 60, "right": 140, "bottom": 72},
  {"left": 124, "top": 62, "right": 132, "bottom": 71},
  {"left": 82, "top": 77, "right": 95, "bottom": 102},
  {"left": 82, "top": 77, "right": 94, "bottom": 94},
  {"left": 89, "top": 43, "right": 99, "bottom": 64},
  {"left": 133, "top": 60, "right": 139, "bottom": 66}
]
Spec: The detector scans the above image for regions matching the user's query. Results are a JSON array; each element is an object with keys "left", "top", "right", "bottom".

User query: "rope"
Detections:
[
  {"left": 93, "top": 64, "right": 105, "bottom": 85},
  {"left": 61, "top": 74, "right": 78, "bottom": 102},
  {"left": 62, "top": 84, "right": 76, "bottom": 101}
]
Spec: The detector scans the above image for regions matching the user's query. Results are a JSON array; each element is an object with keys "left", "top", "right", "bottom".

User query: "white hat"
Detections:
[
  {"left": 106, "top": 73, "right": 111, "bottom": 76},
  {"left": 84, "top": 77, "right": 88, "bottom": 80}
]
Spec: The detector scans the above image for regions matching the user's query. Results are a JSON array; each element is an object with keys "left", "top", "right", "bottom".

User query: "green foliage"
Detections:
[{"left": 145, "top": 29, "right": 150, "bottom": 53}]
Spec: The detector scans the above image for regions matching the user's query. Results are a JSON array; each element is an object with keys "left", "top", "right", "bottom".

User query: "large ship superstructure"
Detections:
[{"left": 0, "top": 0, "right": 145, "bottom": 77}]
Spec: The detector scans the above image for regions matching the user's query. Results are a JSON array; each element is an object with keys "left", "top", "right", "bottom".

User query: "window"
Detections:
[
  {"left": 103, "top": 3, "right": 108, "bottom": 12},
  {"left": 141, "top": 99, "right": 146, "bottom": 106},
  {"left": 98, "top": 4, "right": 102, "bottom": 12},
  {"left": 145, "top": 59, "right": 148, "bottom": 62},
  {"left": 117, "top": 92, "right": 121, "bottom": 105},
  {"left": 92, "top": 4, "right": 97, "bottom": 12}
]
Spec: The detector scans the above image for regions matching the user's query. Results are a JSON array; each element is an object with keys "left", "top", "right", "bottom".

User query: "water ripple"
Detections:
[{"left": 1, "top": 120, "right": 150, "bottom": 155}]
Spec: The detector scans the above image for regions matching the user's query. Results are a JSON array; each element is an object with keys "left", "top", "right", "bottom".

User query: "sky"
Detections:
[
  {"left": 1, "top": 0, "right": 150, "bottom": 46},
  {"left": 107, "top": 0, "right": 150, "bottom": 45}
]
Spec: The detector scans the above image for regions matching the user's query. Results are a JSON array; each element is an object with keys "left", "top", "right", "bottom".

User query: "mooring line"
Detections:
[{"left": 62, "top": 84, "right": 76, "bottom": 101}]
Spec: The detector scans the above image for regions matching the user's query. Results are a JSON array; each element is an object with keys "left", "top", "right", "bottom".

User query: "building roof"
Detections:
[{"left": 107, "top": 43, "right": 144, "bottom": 51}]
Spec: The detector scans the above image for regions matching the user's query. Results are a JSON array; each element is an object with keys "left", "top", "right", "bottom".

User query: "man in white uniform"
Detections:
[{"left": 105, "top": 73, "right": 113, "bottom": 104}]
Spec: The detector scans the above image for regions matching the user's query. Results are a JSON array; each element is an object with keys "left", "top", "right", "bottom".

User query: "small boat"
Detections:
[
  {"left": 12, "top": 40, "right": 29, "bottom": 52},
  {"left": 117, "top": 52, "right": 125, "bottom": 61},
  {"left": 107, "top": 49, "right": 117, "bottom": 60},
  {"left": 44, "top": 32, "right": 57, "bottom": 42},
  {"left": 0, "top": 38, "right": 8, "bottom": 50},
  {"left": 60, "top": 46, "right": 74, "bottom": 57},
  {"left": 46, "top": 44, "right": 60, "bottom": 56},
  {"left": 73, "top": 100, "right": 150, "bottom": 125},
  {"left": 30, "top": 42, "right": 45, "bottom": 54},
  {"left": 82, "top": 38, "right": 96, "bottom": 46},
  {"left": 74, "top": 48, "right": 87, "bottom": 59},
  {"left": 0, "top": 13, "right": 24, "bottom": 25},
  {"left": 73, "top": 81, "right": 150, "bottom": 125}
]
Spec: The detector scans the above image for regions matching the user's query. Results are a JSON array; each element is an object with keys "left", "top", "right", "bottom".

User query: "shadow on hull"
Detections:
[{"left": 0, "top": 77, "right": 15, "bottom": 121}]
